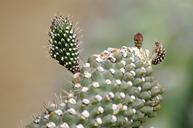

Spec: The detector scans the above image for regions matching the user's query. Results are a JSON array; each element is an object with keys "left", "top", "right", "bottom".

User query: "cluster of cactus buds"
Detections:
[{"left": 26, "top": 16, "right": 165, "bottom": 128}]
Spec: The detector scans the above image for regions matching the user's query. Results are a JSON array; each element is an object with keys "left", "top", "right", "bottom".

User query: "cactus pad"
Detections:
[{"left": 26, "top": 46, "right": 164, "bottom": 128}]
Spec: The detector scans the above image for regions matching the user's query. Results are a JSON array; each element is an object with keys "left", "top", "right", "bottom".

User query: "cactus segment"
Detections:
[
  {"left": 48, "top": 16, "right": 80, "bottom": 73},
  {"left": 26, "top": 46, "right": 164, "bottom": 128}
]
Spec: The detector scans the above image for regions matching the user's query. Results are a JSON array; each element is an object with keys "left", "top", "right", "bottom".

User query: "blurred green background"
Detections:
[{"left": 0, "top": 0, "right": 193, "bottom": 127}]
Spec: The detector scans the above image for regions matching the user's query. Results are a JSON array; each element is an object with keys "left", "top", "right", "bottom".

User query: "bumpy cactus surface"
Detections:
[{"left": 26, "top": 16, "right": 165, "bottom": 128}]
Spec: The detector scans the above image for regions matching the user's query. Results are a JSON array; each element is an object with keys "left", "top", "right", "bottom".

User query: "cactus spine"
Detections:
[{"left": 26, "top": 16, "right": 165, "bottom": 128}]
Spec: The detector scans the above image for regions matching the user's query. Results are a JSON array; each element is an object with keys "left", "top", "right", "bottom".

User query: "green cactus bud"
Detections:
[{"left": 49, "top": 16, "right": 80, "bottom": 73}]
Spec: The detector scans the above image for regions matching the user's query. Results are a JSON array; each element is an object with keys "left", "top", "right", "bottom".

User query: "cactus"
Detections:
[
  {"left": 48, "top": 16, "right": 80, "bottom": 73},
  {"left": 26, "top": 16, "right": 165, "bottom": 128}
]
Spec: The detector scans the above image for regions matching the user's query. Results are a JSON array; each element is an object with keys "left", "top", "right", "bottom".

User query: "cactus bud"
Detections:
[{"left": 49, "top": 16, "right": 80, "bottom": 73}]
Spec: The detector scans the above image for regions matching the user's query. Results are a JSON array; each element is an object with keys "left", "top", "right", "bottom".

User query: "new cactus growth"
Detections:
[
  {"left": 26, "top": 16, "right": 165, "bottom": 128},
  {"left": 49, "top": 16, "right": 80, "bottom": 73}
]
